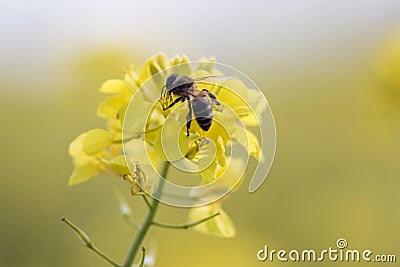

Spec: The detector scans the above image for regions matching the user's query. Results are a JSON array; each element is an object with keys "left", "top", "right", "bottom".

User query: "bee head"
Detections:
[
  {"left": 165, "top": 74, "right": 178, "bottom": 92},
  {"left": 165, "top": 74, "right": 193, "bottom": 93}
]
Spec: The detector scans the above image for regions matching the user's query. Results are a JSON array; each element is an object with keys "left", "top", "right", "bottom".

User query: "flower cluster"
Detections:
[
  {"left": 375, "top": 37, "right": 400, "bottom": 109},
  {"left": 68, "top": 54, "right": 264, "bottom": 237}
]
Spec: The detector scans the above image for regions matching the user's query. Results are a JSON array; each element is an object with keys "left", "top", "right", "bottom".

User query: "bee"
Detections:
[{"left": 161, "top": 74, "right": 223, "bottom": 136}]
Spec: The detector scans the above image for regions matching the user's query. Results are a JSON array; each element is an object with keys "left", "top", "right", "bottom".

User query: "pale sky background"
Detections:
[{"left": 1, "top": 0, "right": 400, "bottom": 93}]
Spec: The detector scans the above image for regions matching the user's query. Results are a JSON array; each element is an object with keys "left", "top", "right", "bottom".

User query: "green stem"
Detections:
[
  {"left": 122, "top": 214, "right": 139, "bottom": 230},
  {"left": 141, "top": 195, "right": 153, "bottom": 209},
  {"left": 88, "top": 244, "right": 121, "bottom": 267},
  {"left": 62, "top": 217, "right": 121, "bottom": 267},
  {"left": 122, "top": 161, "right": 170, "bottom": 267},
  {"left": 152, "top": 212, "right": 220, "bottom": 229}
]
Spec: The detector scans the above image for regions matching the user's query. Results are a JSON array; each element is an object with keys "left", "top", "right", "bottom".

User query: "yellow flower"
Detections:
[
  {"left": 374, "top": 37, "right": 400, "bottom": 108},
  {"left": 375, "top": 37, "right": 400, "bottom": 88},
  {"left": 68, "top": 129, "right": 115, "bottom": 185},
  {"left": 145, "top": 59, "right": 264, "bottom": 185},
  {"left": 188, "top": 202, "right": 236, "bottom": 238},
  {"left": 68, "top": 53, "right": 264, "bottom": 199},
  {"left": 67, "top": 54, "right": 193, "bottom": 187},
  {"left": 97, "top": 78, "right": 135, "bottom": 128},
  {"left": 67, "top": 53, "right": 268, "bottom": 239}
]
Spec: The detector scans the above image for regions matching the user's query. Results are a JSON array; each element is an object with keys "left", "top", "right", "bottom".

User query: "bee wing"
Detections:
[{"left": 192, "top": 75, "right": 233, "bottom": 82}]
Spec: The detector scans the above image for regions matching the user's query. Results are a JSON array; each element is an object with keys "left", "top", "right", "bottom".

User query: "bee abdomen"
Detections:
[
  {"left": 195, "top": 116, "right": 212, "bottom": 131},
  {"left": 192, "top": 97, "right": 213, "bottom": 131}
]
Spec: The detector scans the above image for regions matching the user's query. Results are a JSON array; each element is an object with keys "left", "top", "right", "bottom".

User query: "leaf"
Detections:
[
  {"left": 188, "top": 203, "right": 236, "bottom": 238},
  {"left": 82, "top": 129, "right": 114, "bottom": 156}
]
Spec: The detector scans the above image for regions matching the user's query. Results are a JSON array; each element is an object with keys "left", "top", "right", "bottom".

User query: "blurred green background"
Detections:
[{"left": 1, "top": 1, "right": 400, "bottom": 266}]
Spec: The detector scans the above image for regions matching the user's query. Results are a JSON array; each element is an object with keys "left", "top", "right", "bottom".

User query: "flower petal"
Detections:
[
  {"left": 101, "top": 155, "right": 130, "bottom": 175},
  {"left": 97, "top": 95, "right": 125, "bottom": 119},
  {"left": 188, "top": 203, "right": 236, "bottom": 238},
  {"left": 170, "top": 54, "right": 192, "bottom": 76},
  {"left": 154, "top": 116, "right": 188, "bottom": 162},
  {"left": 82, "top": 129, "right": 114, "bottom": 156},
  {"left": 99, "top": 79, "right": 131, "bottom": 96},
  {"left": 217, "top": 87, "right": 249, "bottom": 117},
  {"left": 206, "top": 111, "right": 234, "bottom": 145},
  {"left": 234, "top": 127, "right": 261, "bottom": 160},
  {"left": 69, "top": 133, "right": 91, "bottom": 166},
  {"left": 68, "top": 164, "right": 99, "bottom": 185},
  {"left": 196, "top": 58, "right": 217, "bottom": 74},
  {"left": 215, "top": 135, "right": 226, "bottom": 167},
  {"left": 198, "top": 139, "right": 217, "bottom": 184},
  {"left": 218, "top": 79, "right": 248, "bottom": 99},
  {"left": 216, "top": 157, "right": 245, "bottom": 191},
  {"left": 138, "top": 54, "right": 168, "bottom": 86}
]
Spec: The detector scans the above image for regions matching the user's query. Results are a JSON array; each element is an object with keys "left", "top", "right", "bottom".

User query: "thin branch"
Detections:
[
  {"left": 151, "top": 212, "right": 220, "bottom": 230},
  {"left": 62, "top": 217, "right": 121, "bottom": 267},
  {"left": 112, "top": 135, "right": 137, "bottom": 144},
  {"left": 141, "top": 194, "right": 153, "bottom": 210},
  {"left": 139, "top": 247, "right": 146, "bottom": 267},
  {"left": 122, "top": 214, "right": 139, "bottom": 230},
  {"left": 87, "top": 244, "right": 121, "bottom": 267}
]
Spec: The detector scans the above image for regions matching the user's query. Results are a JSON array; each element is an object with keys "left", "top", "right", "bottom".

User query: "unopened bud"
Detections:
[{"left": 62, "top": 217, "right": 92, "bottom": 247}]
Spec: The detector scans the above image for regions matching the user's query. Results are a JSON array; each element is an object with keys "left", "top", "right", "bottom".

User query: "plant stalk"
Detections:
[
  {"left": 122, "top": 161, "right": 170, "bottom": 267},
  {"left": 152, "top": 212, "right": 220, "bottom": 229}
]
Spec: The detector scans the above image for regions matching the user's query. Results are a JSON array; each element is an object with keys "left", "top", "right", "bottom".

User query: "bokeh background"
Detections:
[{"left": 1, "top": 0, "right": 400, "bottom": 266}]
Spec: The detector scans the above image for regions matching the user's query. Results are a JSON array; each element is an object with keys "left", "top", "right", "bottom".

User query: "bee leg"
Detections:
[
  {"left": 186, "top": 100, "right": 193, "bottom": 136},
  {"left": 163, "top": 96, "right": 184, "bottom": 111},
  {"left": 202, "top": 89, "right": 222, "bottom": 106}
]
